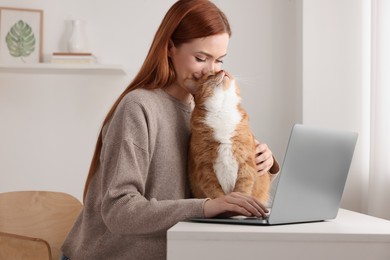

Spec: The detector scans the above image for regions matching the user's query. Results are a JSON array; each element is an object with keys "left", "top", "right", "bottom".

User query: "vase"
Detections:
[{"left": 67, "top": 20, "right": 90, "bottom": 53}]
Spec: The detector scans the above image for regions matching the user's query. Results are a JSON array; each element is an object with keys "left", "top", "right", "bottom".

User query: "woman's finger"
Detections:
[{"left": 227, "top": 192, "right": 268, "bottom": 218}]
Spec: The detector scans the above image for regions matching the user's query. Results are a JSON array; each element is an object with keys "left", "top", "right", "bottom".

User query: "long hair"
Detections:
[{"left": 83, "top": 0, "right": 232, "bottom": 201}]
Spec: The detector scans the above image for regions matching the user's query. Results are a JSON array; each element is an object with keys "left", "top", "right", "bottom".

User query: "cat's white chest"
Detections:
[{"left": 204, "top": 81, "right": 242, "bottom": 194}]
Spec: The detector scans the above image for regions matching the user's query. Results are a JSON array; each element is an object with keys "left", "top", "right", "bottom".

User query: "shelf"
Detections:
[{"left": 0, "top": 63, "right": 127, "bottom": 75}]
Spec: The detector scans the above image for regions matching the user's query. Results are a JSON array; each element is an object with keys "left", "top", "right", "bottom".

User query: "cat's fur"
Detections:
[{"left": 188, "top": 71, "right": 270, "bottom": 203}]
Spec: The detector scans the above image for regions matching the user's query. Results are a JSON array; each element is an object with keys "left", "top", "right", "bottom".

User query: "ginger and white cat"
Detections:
[{"left": 188, "top": 71, "right": 270, "bottom": 203}]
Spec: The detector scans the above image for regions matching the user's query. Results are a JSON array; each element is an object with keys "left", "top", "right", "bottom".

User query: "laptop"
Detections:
[{"left": 190, "top": 124, "right": 358, "bottom": 225}]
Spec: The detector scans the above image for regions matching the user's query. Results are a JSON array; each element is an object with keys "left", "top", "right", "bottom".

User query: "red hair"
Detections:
[{"left": 83, "top": 0, "right": 231, "bottom": 201}]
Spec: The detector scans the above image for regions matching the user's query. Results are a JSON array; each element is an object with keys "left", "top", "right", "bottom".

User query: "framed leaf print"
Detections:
[{"left": 0, "top": 7, "right": 43, "bottom": 64}]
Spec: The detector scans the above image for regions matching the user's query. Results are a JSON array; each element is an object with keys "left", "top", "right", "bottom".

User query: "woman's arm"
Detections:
[{"left": 96, "top": 97, "right": 206, "bottom": 236}]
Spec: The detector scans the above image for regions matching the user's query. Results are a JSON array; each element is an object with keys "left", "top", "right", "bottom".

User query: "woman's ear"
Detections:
[{"left": 168, "top": 39, "right": 176, "bottom": 58}]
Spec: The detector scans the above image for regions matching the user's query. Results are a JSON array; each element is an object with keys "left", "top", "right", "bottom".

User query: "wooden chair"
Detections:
[
  {"left": 0, "top": 232, "right": 51, "bottom": 260},
  {"left": 0, "top": 191, "right": 82, "bottom": 260}
]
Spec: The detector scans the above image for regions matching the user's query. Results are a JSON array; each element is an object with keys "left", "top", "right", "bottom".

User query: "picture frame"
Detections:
[{"left": 0, "top": 7, "right": 43, "bottom": 64}]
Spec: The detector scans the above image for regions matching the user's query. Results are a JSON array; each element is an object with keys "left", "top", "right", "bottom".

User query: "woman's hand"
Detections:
[
  {"left": 255, "top": 139, "right": 274, "bottom": 176},
  {"left": 203, "top": 192, "right": 269, "bottom": 218}
]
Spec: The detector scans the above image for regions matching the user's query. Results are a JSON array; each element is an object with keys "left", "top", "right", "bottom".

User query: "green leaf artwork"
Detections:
[{"left": 5, "top": 20, "right": 36, "bottom": 63}]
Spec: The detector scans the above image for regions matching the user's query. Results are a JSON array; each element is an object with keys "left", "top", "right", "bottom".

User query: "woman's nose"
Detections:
[{"left": 201, "top": 63, "right": 217, "bottom": 76}]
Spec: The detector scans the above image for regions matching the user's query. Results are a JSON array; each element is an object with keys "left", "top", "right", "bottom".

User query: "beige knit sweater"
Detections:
[{"left": 61, "top": 88, "right": 207, "bottom": 259}]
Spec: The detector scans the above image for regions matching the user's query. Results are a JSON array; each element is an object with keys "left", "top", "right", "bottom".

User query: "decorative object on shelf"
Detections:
[
  {"left": 0, "top": 7, "right": 43, "bottom": 64},
  {"left": 67, "top": 19, "right": 90, "bottom": 53},
  {"left": 51, "top": 52, "right": 97, "bottom": 64}
]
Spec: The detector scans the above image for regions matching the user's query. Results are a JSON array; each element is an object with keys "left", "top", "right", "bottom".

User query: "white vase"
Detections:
[{"left": 67, "top": 20, "right": 90, "bottom": 53}]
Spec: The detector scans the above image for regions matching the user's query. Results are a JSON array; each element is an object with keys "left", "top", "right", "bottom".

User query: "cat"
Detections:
[{"left": 188, "top": 70, "right": 270, "bottom": 203}]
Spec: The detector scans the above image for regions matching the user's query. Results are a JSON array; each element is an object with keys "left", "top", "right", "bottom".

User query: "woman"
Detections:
[{"left": 61, "top": 0, "right": 279, "bottom": 259}]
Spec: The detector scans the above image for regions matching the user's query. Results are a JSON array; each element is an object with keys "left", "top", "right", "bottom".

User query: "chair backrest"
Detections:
[
  {"left": 0, "top": 232, "right": 51, "bottom": 260},
  {"left": 0, "top": 191, "right": 82, "bottom": 260}
]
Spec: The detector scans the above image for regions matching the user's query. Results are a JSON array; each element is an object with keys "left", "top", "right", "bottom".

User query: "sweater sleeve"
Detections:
[{"left": 98, "top": 96, "right": 204, "bottom": 236}]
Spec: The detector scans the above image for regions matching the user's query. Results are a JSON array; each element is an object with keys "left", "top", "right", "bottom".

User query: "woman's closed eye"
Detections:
[
  {"left": 195, "top": 57, "right": 206, "bottom": 62},
  {"left": 195, "top": 57, "right": 224, "bottom": 64}
]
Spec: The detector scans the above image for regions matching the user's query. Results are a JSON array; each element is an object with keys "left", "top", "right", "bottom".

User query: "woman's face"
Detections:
[{"left": 169, "top": 33, "right": 230, "bottom": 94}]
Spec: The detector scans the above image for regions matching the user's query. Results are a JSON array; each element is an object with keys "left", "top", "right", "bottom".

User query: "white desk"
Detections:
[{"left": 167, "top": 209, "right": 390, "bottom": 260}]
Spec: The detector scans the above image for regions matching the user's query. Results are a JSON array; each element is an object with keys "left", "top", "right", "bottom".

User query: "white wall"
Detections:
[
  {"left": 0, "top": 71, "right": 127, "bottom": 199},
  {"left": 302, "top": 0, "right": 369, "bottom": 212},
  {"left": 218, "top": 0, "right": 302, "bottom": 158},
  {"left": 0, "top": 0, "right": 301, "bottom": 201}
]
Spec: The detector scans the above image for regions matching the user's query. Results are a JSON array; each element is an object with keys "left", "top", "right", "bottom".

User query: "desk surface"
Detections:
[
  {"left": 169, "top": 209, "right": 390, "bottom": 241},
  {"left": 167, "top": 209, "right": 390, "bottom": 260}
]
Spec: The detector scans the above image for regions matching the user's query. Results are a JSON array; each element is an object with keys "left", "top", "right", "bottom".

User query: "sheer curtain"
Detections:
[{"left": 366, "top": 0, "right": 390, "bottom": 220}]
